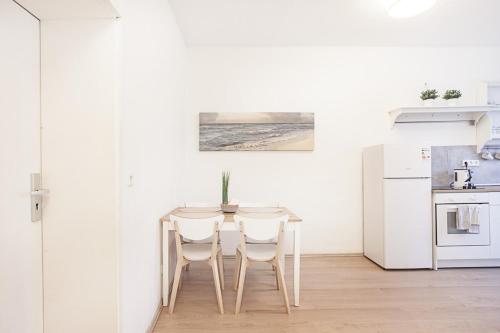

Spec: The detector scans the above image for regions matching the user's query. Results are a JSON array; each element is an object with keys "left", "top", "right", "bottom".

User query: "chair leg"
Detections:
[
  {"left": 169, "top": 261, "right": 183, "bottom": 314},
  {"left": 235, "top": 258, "right": 247, "bottom": 315},
  {"left": 179, "top": 261, "right": 188, "bottom": 291},
  {"left": 217, "top": 250, "right": 225, "bottom": 290},
  {"left": 233, "top": 250, "right": 241, "bottom": 291},
  {"left": 275, "top": 260, "right": 290, "bottom": 314},
  {"left": 274, "top": 264, "right": 280, "bottom": 290},
  {"left": 211, "top": 260, "right": 224, "bottom": 314},
  {"left": 178, "top": 270, "right": 183, "bottom": 291}
]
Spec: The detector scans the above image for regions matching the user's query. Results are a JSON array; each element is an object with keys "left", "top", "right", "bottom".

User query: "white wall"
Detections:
[
  {"left": 41, "top": 19, "right": 118, "bottom": 332},
  {"left": 114, "top": 0, "right": 186, "bottom": 332},
  {"left": 183, "top": 47, "right": 500, "bottom": 254}
]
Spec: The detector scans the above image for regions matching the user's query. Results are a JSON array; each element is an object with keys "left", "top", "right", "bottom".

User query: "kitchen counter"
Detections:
[{"left": 432, "top": 185, "right": 500, "bottom": 193}]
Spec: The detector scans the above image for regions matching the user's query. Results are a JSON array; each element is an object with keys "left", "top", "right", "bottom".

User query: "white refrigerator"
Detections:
[{"left": 363, "top": 144, "right": 432, "bottom": 269}]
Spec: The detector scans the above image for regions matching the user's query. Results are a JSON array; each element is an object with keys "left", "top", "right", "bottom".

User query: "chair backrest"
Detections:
[
  {"left": 234, "top": 214, "right": 288, "bottom": 241},
  {"left": 170, "top": 214, "right": 224, "bottom": 241},
  {"left": 238, "top": 202, "right": 280, "bottom": 208},
  {"left": 184, "top": 202, "right": 215, "bottom": 208}
]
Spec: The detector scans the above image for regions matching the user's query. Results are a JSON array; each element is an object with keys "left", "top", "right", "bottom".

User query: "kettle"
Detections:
[{"left": 452, "top": 168, "right": 472, "bottom": 189}]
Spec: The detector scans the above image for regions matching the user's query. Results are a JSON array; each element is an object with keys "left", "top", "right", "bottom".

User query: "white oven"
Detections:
[{"left": 435, "top": 194, "right": 490, "bottom": 247}]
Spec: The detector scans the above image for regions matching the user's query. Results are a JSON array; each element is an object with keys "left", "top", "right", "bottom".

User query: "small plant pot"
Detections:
[
  {"left": 221, "top": 204, "right": 238, "bottom": 213},
  {"left": 422, "top": 99, "right": 435, "bottom": 107},
  {"left": 446, "top": 99, "right": 459, "bottom": 107}
]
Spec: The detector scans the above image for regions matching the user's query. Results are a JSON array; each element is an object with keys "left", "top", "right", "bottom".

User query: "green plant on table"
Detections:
[
  {"left": 443, "top": 89, "right": 462, "bottom": 100},
  {"left": 420, "top": 89, "right": 439, "bottom": 101},
  {"left": 222, "top": 171, "right": 230, "bottom": 205}
]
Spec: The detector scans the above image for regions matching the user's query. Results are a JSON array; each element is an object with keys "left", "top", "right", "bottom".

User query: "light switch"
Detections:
[{"left": 462, "top": 160, "right": 480, "bottom": 167}]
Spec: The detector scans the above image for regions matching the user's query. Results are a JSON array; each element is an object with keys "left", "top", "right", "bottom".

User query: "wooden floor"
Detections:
[{"left": 153, "top": 256, "right": 500, "bottom": 333}]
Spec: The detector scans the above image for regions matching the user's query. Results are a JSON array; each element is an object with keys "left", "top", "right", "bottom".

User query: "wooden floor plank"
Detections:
[{"left": 153, "top": 256, "right": 500, "bottom": 333}]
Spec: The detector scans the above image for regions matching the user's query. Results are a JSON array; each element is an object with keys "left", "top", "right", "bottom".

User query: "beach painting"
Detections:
[{"left": 199, "top": 112, "right": 314, "bottom": 151}]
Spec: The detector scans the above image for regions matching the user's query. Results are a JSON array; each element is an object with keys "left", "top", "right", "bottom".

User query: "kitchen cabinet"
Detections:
[
  {"left": 432, "top": 190, "right": 500, "bottom": 269},
  {"left": 490, "top": 193, "right": 500, "bottom": 258}
]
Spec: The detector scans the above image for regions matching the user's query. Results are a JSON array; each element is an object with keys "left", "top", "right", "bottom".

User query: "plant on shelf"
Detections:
[
  {"left": 420, "top": 89, "right": 439, "bottom": 101},
  {"left": 420, "top": 88, "right": 439, "bottom": 107},
  {"left": 222, "top": 171, "right": 230, "bottom": 205},
  {"left": 442, "top": 89, "right": 462, "bottom": 106},
  {"left": 443, "top": 89, "right": 462, "bottom": 100}
]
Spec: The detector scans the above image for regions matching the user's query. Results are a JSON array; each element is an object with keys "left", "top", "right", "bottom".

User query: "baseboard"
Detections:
[
  {"left": 437, "top": 258, "right": 500, "bottom": 268},
  {"left": 301, "top": 253, "right": 363, "bottom": 258},
  {"left": 222, "top": 253, "right": 363, "bottom": 259},
  {"left": 146, "top": 300, "right": 163, "bottom": 333}
]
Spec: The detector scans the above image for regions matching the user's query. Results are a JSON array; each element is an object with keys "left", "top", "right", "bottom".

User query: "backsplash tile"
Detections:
[{"left": 432, "top": 145, "right": 500, "bottom": 187}]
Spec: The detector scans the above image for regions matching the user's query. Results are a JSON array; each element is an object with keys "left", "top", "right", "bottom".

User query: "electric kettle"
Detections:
[{"left": 452, "top": 168, "right": 472, "bottom": 189}]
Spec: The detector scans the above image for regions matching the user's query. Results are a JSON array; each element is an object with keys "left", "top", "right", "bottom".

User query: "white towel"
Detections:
[
  {"left": 456, "top": 205, "right": 471, "bottom": 231},
  {"left": 468, "top": 205, "right": 480, "bottom": 234}
]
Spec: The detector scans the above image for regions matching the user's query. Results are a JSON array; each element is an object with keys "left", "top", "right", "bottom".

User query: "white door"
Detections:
[
  {"left": 384, "top": 178, "right": 432, "bottom": 269},
  {"left": 0, "top": 1, "right": 43, "bottom": 332}
]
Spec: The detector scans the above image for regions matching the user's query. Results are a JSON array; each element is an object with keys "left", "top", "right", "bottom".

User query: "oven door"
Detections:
[{"left": 436, "top": 203, "right": 490, "bottom": 246}]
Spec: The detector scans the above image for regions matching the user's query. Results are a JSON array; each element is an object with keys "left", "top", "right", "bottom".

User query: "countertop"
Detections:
[{"left": 432, "top": 185, "right": 500, "bottom": 193}]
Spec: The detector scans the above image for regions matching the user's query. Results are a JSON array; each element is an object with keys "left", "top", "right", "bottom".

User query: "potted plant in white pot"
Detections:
[
  {"left": 420, "top": 89, "right": 439, "bottom": 107},
  {"left": 221, "top": 171, "right": 238, "bottom": 213},
  {"left": 443, "top": 89, "right": 462, "bottom": 106}
]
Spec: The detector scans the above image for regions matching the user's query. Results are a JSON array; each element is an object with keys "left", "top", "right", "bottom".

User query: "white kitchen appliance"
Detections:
[
  {"left": 452, "top": 168, "right": 472, "bottom": 189},
  {"left": 363, "top": 144, "right": 432, "bottom": 269},
  {"left": 435, "top": 199, "right": 490, "bottom": 247}
]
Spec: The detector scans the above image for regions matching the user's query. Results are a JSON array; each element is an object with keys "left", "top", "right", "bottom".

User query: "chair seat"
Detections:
[
  {"left": 182, "top": 243, "right": 220, "bottom": 261},
  {"left": 182, "top": 236, "right": 213, "bottom": 244},
  {"left": 246, "top": 237, "right": 277, "bottom": 244},
  {"left": 238, "top": 244, "right": 277, "bottom": 261}
]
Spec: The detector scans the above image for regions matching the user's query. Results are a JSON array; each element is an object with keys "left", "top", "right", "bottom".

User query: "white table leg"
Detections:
[
  {"left": 293, "top": 224, "right": 301, "bottom": 306},
  {"left": 162, "top": 221, "right": 169, "bottom": 306}
]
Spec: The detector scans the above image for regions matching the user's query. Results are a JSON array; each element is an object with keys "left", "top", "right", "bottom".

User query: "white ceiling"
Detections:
[
  {"left": 168, "top": 0, "right": 500, "bottom": 46},
  {"left": 15, "top": 0, "right": 119, "bottom": 19}
]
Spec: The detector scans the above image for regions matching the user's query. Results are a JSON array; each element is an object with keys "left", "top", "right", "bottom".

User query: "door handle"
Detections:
[
  {"left": 31, "top": 189, "right": 49, "bottom": 196},
  {"left": 30, "top": 173, "right": 47, "bottom": 222}
]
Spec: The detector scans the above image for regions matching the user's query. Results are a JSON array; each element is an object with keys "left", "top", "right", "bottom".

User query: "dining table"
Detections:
[{"left": 160, "top": 206, "right": 303, "bottom": 307}]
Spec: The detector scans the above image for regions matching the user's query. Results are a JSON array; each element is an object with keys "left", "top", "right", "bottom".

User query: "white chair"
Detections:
[
  {"left": 182, "top": 202, "right": 218, "bottom": 271},
  {"left": 169, "top": 214, "right": 225, "bottom": 314},
  {"left": 238, "top": 202, "right": 281, "bottom": 245},
  {"left": 232, "top": 214, "right": 290, "bottom": 314}
]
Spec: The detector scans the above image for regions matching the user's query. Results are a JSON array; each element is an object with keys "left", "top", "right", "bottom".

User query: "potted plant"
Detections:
[
  {"left": 443, "top": 89, "right": 462, "bottom": 106},
  {"left": 420, "top": 89, "right": 439, "bottom": 107},
  {"left": 221, "top": 171, "right": 238, "bottom": 213}
]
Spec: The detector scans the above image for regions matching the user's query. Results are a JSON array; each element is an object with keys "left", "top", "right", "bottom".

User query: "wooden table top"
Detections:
[{"left": 160, "top": 207, "right": 302, "bottom": 223}]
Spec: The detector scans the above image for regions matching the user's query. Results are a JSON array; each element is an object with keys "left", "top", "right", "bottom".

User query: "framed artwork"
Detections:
[{"left": 199, "top": 112, "right": 314, "bottom": 151}]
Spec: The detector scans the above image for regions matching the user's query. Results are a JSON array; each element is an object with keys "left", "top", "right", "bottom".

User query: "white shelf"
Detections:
[{"left": 389, "top": 105, "right": 500, "bottom": 127}]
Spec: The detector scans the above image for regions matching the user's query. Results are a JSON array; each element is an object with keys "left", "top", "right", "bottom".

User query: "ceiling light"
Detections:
[{"left": 387, "top": 0, "right": 437, "bottom": 18}]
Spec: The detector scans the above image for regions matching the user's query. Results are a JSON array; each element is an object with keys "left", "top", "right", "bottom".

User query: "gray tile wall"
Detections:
[{"left": 432, "top": 145, "right": 500, "bottom": 187}]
